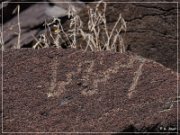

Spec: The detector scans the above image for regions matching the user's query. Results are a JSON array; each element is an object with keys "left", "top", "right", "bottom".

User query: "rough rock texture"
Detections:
[
  {"left": 2, "top": 49, "right": 178, "bottom": 133},
  {"left": 120, "top": 2, "right": 178, "bottom": 72}
]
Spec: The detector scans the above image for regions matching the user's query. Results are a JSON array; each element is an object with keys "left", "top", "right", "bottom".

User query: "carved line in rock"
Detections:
[
  {"left": 128, "top": 56, "right": 146, "bottom": 99},
  {"left": 47, "top": 57, "right": 58, "bottom": 97},
  {"left": 80, "top": 60, "right": 97, "bottom": 96}
]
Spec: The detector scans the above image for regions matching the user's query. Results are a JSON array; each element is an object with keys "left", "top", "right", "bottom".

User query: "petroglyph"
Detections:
[
  {"left": 80, "top": 60, "right": 97, "bottom": 96},
  {"left": 47, "top": 57, "right": 58, "bottom": 97},
  {"left": 47, "top": 59, "right": 94, "bottom": 98},
  {"left": 80, "top": 58, "right": 134, "bottom": 96},
  {"left": 92, "top": 61, "right": 120, "bottom": 90},
  {"left": 128, "top": 57, "right": 146, "bottom": 99},
  {"left": 48, "top": 54, "right": 145, "bottom": 98},
  {"left": 48, "top": 59, "right": 82, "bottom": 98},
  {"left": 81, "top": 57, "right": 138, "bottom": 96},
  {"left": 54, "top": 72, "right": 73, "bottom": 97},
  {"left": 92, "top": 56, "right": 139, "bottom": 91}
]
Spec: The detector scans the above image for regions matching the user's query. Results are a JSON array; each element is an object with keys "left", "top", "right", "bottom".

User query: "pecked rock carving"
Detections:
[{"left": 47, "top": 54, "right": 148, "bottom": 98}]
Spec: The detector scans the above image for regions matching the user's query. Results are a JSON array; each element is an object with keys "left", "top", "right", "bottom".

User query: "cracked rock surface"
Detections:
[
  {"left": 2, "top": 48, "right": 178, "bottom": 132},
  {"left": 79, "top": 1, "right": 178, "bottom": 72}
]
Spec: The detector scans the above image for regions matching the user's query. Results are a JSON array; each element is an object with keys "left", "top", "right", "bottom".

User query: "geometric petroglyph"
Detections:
[{"left": 47, "top": 55, "right": 146, "bottom": 98}]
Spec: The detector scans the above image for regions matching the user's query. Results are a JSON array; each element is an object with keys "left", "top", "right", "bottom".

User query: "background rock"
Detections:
[
  {"left": 79, "top": 0, "right": 178, "bottom": 72},
  {"left": 2, "top": 0, "right": 85, "bottom": 49}
]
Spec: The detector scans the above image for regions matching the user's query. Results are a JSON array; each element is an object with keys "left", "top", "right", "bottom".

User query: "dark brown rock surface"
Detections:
[{"left": 1, "top": 49, "right": 178, "bottom": 133}]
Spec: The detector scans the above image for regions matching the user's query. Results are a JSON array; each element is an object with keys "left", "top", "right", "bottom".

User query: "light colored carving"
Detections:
[
  {"left": 128, "top": 58, "right": 146, "bottom": 99},
  {"left": 47, "top": 58, "right": 58, "bottom": 97},
  {"left": 47, "top": 54, "right": 144, "bottom": 98}
]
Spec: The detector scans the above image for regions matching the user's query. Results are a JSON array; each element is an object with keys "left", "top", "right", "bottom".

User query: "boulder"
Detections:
[{"left": 2, "top": 48, "right": 178, "bottom": 133}]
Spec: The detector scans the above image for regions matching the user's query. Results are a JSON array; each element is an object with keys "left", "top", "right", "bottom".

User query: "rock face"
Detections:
[
  {"left": 2, "top": 49, "right": 178, "bottom": 132},
  {"left": 119, "top": 2, "right": 178, "bottom": 72}
]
